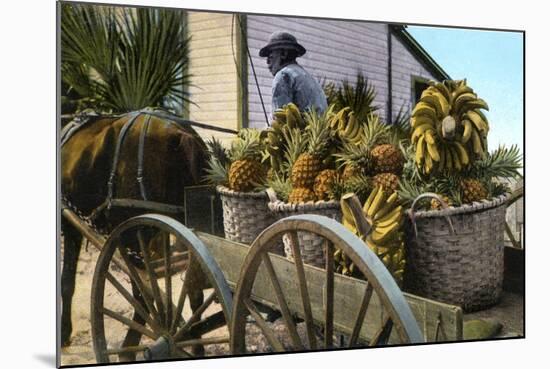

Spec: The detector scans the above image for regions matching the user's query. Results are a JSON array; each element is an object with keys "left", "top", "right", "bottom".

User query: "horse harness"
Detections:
[{"left": 61, "top": 109, "right": 238, "bottom": 222}]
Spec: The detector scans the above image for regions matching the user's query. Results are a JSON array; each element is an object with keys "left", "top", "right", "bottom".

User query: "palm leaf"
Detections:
[{"left": 61, "top": 3, "right": 192, "bottom": 113}]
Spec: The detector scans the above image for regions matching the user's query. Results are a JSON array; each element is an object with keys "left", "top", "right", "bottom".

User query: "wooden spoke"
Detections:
[
  {"left": 137, "top": 229, "right": 166, "bottom": 325},
  {"left": 324, "top": 240, "right": 334, "bottom": 349},
  {"left": 102, "top": 307, "right": 157, "bottom": 340},
  {"left": 349, "top": 283, "right": 374, "bottom": 347},
  {"left": 288, "top": 231, "right": 317, "bottom": 350},
  {"left": 244, "top": 298, "right": 285, "bottom": 352},
  {"left": 370, "top": 316, "right": 394, "bottom": 346},
  {"left": 186, "top": 311, "right": 227, "bottom": 337},
  {"left": 105, "top": 272, "right": 161, "bottom": 333},
  {"left": 104, "top": 345, "right": 148, "bottom": 355},
  {"left": 116, "top": 245, "right": 160, "bottom": 324},
  {"left": 175, "top": 335, "right": 230, "bottom": 348},
  {"left": 170, "top": 284, "right": 187, "bottom": 334},
  {"left": 173, "top": 291, "right": 216, "bottom": 341},
  {"left": 162, "top": 232, "right": 172, "bottom": 328},
  {"left": 261, "top": 253, "right": 304, "bottom": 350}
]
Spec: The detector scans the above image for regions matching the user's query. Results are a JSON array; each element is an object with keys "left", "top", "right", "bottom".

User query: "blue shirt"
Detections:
[{"left": 272, "top": 63, "right": 328, "bottom": 115}]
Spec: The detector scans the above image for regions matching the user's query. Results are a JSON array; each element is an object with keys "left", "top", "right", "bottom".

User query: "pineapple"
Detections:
[
  {"left": 313, "top": 169, "right": 339, "bottom": 201},
  {"left": 228, "top": 129, "right": 266, "bottom": 192},
  {"left": 460, "top": 178, "right": 488, "bottom": 204},
  {"left": 370, "top": 143, "right": 404, "bottom": 174},
  {"left": 291, "top": 109, "right": 332, "bottom": 188},
  {"left": 372, "top": 172, "right": 400, "bottom": 192},
  {"left": 288, "top": 187, "right": 317, "bottom": 203},
  {"left": 430, "top": 195, "right": 454, "bottom": 210},
  {"left": 341, "top": 163, "right": 363, "bottom": 181}
]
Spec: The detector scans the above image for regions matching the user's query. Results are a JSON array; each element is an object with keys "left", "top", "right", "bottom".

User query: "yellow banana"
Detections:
[
  {"left": 460, "top": 98, "right": 489, "bottom": 116},
  {"left": 427, "top": 141, "right": 441, "bottom": 162},
  {"left": 415, "top": 135, "right": 425, "bottom": 165},
  {"left": 420, "top": 93, "right": 445, "bottom": 118},
  {"left": 373, "top": 193, "right": 399, "bottom": 221},
  {"left": 454, "top": 92, "right": 477, "bottom": 114},
  {"left": 376, "top": 205, "right": 403, "bottom": 228},
  {"left": 465, "top": 110, "right": 489, "bottom": 135},
  {"left": 412, "top": 123, "right": 434, "bottom": 144},
  {"left": 363, "top": 186, "right": 379, "bottom": 215},
  {"left": 341, "top": 111, "right": 357, "bottom": 137},
  {"left": 344, "top": 113, "right": 361, "bottom": 141},
  {"left": 450, "top": 146, "right": 462, "bottom": 171},
  {"left": 367, "top": 187, "right": 386, "bottom": 219},
  {"left": 471, "top": 127, "right": 483, "bottom": 155},
  {"left": 461, "top": 119, "right": 472, "bottom": 143},
  {"left": 286, "top": 103, "right": 302, "bottom": 128},
  {"left": 424, "top": 129, "right": 436, "bottom": 145},
  {"left": 412, "top": 102, "right": 438, "bottom": 121},
  {"left": 411, "top": 115, "right": 436, "bottom": 129},
  {"left": 432, "top": 82, "right": 452, "bottom": 105},
  {"left": 371, "top": 221, "right": 400, "bottom": 245},
  {"left": 454, "top": 141, "right": 470, "bottom": 166},
  {"left": 451, "top": 84, "right": 474, "bottom": 104},
  {"left": 424, "top": 145, "right": 433, "bottom": 174}
]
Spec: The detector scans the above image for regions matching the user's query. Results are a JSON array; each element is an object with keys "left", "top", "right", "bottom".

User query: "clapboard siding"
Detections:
[
  {"left": 246, "top": 15, "right": 392, "bottom": 129},
  {"left": 245, "top": 15, "right": 442, "bottom": 128},
  {"left": 187, "top": 11, "right": 239, "bottom": 145},
  {"left": 390, "top": 32, "right": 439, "bottom": 121}
]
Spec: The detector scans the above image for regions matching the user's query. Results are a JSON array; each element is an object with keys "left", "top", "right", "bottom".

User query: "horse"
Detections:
[{"left": 60, "top": 110, "right": 211, "bottom": 359}]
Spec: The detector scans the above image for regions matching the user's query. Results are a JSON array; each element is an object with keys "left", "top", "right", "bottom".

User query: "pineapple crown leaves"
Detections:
[
  {"left": 323, "top": 72, "right": 379, "bottom": 123},
  {"left": 265, "top": 173, "right": 292, "bottom": 202},
  {"left": 203, "top": 136, "right": 230, "bottom": 186},
  {"left": 282, "top": 127, "right": 308, "bottom": 174},
  {"left": 468, "top": 144, "right": 523, "bottom": 180},
  {"left": 204, "top": 156, "right": 229, "bottom": 187},
  {"left": 389, "top": 105, "right": 412, "bottom": 144},
  {"left": 363, "top": 113, "right": 392, "bottom": 148},
  {"left": 229, "top": 128, "right": 264, "bottom": 162},
  {"left": 332, "top": 173, "right": 373, "bottom": 203},
  {"left": 302, "top": 107, "right": 334, "bottom": 156},
  {"left": 205, "top": 136, "right": 230, "bottom": 168}
]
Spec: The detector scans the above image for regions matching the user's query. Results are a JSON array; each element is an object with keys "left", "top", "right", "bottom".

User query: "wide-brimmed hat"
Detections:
[{"left": 259, "top": 31, "right": 306, "bottom": 57}]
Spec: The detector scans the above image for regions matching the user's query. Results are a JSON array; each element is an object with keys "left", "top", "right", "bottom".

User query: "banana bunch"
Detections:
[
  {"left": 338, "top": 187, "right": 405, "bottom": 283},
  {"left": 265, "top": 103, "right": 307, "bottom": 173},
  {"left": 329, "top": 106, "right": 363, "bottom": 144},
  {"left": 411, "top": 79, "right": 490, "bottom": 175}
]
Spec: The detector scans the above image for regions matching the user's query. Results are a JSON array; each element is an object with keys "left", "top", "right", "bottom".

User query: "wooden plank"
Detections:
[{"left": 197, "top": 232, "right": 462, "bottom": 343}]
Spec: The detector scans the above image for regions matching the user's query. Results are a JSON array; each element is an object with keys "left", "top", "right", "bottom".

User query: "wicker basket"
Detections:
[
  {"left": 403, "top": 194, "right": 509, "bottom": 312},
  {"left": 216, "top": 186, "right": 277, "bottom": 246},
  {"left": 268, "top": 198, "right": 341, "bottom": 268}
]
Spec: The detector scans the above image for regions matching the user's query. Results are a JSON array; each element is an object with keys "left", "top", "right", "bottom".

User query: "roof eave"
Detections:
[{"left": 390, "top": 24, "right": 451, "bottom": 81}]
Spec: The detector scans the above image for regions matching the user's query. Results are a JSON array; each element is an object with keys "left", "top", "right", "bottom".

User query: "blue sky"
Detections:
[{"left": 407, "top": 26, "right": 524, "bottom": 154}]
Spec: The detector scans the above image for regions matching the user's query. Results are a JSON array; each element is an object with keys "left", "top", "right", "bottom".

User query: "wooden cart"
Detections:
[{"left": 62, "top": 198, "right": 467, "bottom": 364}]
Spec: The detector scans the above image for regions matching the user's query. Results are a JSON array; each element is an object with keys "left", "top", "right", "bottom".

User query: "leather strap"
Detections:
[
  {"left": 137, "top": 114, "right": 152, "bottom": 201},
  {"left": 106, "top": 111, "right": 142, "bottom": 207}
]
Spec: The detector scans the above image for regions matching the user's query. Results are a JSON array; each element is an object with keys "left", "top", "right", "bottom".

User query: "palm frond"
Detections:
[
  {"left": 61, "top": 3, "right": 192, "bottom": 113},
  {"left": 324, "top": 72, "right": 378, "bottom": 123}
]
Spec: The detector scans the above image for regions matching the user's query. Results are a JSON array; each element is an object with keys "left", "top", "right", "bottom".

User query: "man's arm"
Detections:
[{"left": 272, "top": 71, "right": 294, "bottom": 113}]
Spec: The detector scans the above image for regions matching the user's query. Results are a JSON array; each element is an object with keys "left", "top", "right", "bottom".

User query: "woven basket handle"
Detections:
[
  {"left": 408, "top": 193, "right": 456, "bottom": 238},
  {"left": 266, "top": 187, "right": 279, "bottom": 203}
]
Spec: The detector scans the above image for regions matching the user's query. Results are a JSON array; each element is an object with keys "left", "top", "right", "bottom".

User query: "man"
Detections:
[{"left": 260, "top": 31, "right": 328, "bottom": 115}]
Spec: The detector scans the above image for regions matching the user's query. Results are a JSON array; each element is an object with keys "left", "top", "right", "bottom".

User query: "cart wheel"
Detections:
[
  {"left": 231, "top": 214, "right": 423, "bottom": 354},
  {"left": 91, "top": 214, "right": 233, "bottom": 363}
]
